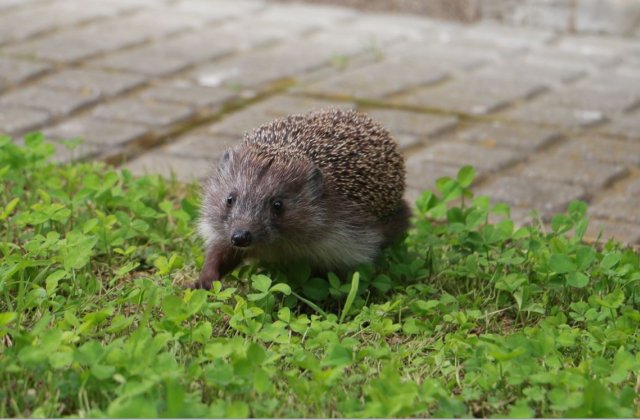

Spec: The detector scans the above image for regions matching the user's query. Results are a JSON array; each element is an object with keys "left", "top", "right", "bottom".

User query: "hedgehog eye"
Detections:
[
  {"left": 226, "top": 194, "right": 234, "bottom": 207},
  {"left": 272, "top": 200, "right": 284, "bottom": 215}
]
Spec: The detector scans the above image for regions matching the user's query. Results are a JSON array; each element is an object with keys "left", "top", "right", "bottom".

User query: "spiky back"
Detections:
[{"left": 243, "top": 108, "right": 405, "bottom": 220}]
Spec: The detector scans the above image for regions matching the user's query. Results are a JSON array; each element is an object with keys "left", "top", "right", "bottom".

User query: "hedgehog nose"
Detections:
[{"left": 231, "top": 230, "right": 252, "bottom": 247}]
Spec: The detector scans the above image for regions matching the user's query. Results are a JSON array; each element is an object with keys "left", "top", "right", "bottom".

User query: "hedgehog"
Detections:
[{"left": 194, "top": 108, "right": 409, "bottom": 290}]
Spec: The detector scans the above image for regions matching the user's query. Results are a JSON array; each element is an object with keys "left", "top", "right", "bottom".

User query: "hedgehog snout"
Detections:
[{"left": 231, "top": 229, "right": 252, "bottom": 247}]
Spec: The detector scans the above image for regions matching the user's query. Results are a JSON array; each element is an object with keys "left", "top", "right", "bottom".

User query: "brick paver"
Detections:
[{"left": 0, "top": 0, "right": 638, "bottom": 246}]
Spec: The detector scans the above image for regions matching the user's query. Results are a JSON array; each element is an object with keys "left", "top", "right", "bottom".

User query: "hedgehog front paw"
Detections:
[{"left": 191, "top": 275, "right": 213, "bottom": 290}]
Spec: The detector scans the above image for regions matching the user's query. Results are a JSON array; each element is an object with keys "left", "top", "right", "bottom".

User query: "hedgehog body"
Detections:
[{"left": 195, "top": 108, "right": 409, "bottom": 289}]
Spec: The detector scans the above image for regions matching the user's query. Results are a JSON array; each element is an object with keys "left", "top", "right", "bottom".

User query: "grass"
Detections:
[{"left": 1, "top": 134, "right": 639, "bottom": 417}]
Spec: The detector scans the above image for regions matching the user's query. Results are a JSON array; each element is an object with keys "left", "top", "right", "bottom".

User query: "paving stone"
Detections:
[
  {"left": 164, "top": 132, "right": 240, "bottom": 159},
  {"left": 207, "top": 95, "right": 353, "bottom": 136},
  {"left": 522, "top": 48, "right": 620, "bottom": 71},
  {"left": 0, "top": 105, "right": 50, "bottom": 135},
  {"left": 578, "top": 71, "right": 640, "bottom": 96},
  {"left": 335, "top": 13, "right": 437, "bottom": 42},
  {"left": 112, "top": 8, "right": 210, "bottom": 35},
  {"left": 301, "top": 55, "right": 449, "bottom": 99},
  {"left": 188, "top": 21, "right": 291, "bottom": 54},
  {"left": 0, "top": 0, "right": 123, "bottom": 44},
  {"left": 599, "top": 113, "right": 640, "bottom": 140},
  {"left": 0, "top": 57, "right": 50, "bottom": 89},
  {"left": 434, "top": 26, "right": 528, "bottom": 58},
  {"left": 139, "top": 83, "right": 239, "bottom": 108},
  {"left": 192, "top": 48, "right": 321, "bottom": 89},
  {"left": 0, "top": 85, "right": 99, "bottom": 116},
  {"left": 407, "top": 142, "right": 522, "bottom": 172},
  {"left": 585, "top": 218, "right": 640, "bottom": 245},
  {"left": 0, "top": 0, "right": 43, "bottom": 12},
  {"left": 456, "top": 122, "right": 561, "bottom": 151},
  {"left": 474, "top": 61, "right": 586, "bottom": 86},
  {"left": 388, "top": 42, "right": 493, "bottom": 70},
  {"left": 535, "top": 87, "right": 640, "bottom": 114},
  {"left": 123, "top": 152, "right": 212, "bottom": 182},
  {"left": 89, "top": 49, "right": 192, "bottom": 77},
  {"left": 557, "top": 34, "right": 640, "bottom": 56},
  {"left": 131, "top": 30, "right": 235, "bottom": 63},
  {"left": 394, "top": 134, "right": 421, "bottom": 150},
  {"left": 3, "top": 9, "right": 199, "bottom": 63},
  {"left": 192, "top": 35, "right": 376, "bottom": 90},
  {"left": 43, "top": 116, "right": 149, "bottom": 147},
  {"left": 474, "top": 175, "right": 587, "bottom": 213},
  {"left": 170, "top": 0, "right": 266, "bottom": 19},
  {"left": 364, "top": 109, "right": 458, "bottom": 140},
  {"left": 93, "top": 98, "right": 194, "bottom": 127},
  {"left": 590, "top": 195, "right": 640, "bottom": 224},
  {"left": 504, "top": 103, "right": 606, "bottom": 129},
  {"left": 170, "top": 0, "right": 266, "bottom": 22},
  {"left": 456, "top": 22, "right": 557, "bottom": 50},
  {"left": 552, "top": 136, "right": 640, "bottom": 166},
  {"left": 3, "top": 25, "right": 146, "bottom": 63},
  {"left": 392, "top": 86, "right": 505, "bottom": 116},
  {"left": 257, "top": 2, "right": 355, "bottom": 29},
  {"left": 393, "top": 72, "right": 546, "bottom": 115},
  {"left": 522, "top": 155, "right": 627, "bottom": 189},
  {"left": 40, "top": 69, "right": 145, "bottom": 97},
  {"left": 405, "top": 160, "right": 464, "bottom": 191}
]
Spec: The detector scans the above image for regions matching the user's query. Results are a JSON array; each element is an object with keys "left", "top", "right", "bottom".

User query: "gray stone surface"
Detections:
[
  {"left": 590, "top": 195, "right": 640, "bottom": 224},
  {"left": 522, "top": 155, "right": 627, "bottom": 189},
  {"left": 170, "top": 0, "right": 266, "bottom": 19},
  {"left": 0, "top": 104, "right": 50, "bottom": 134},
  {"left": 43, "top": 116, "right": 149, "bottom": 147},
  {"left": 552, "top": 136, "right": 640, "bottom": 166},
  {"left": 163, "top": 132, "right": 240, "bottom": 159},
  {"left": 139, "top": 84, "right": 239, "bottom": 108},
  {"left": 456, "top": 122, "right": 561, "bottom": 151},
  {"left": 93, "top": 98, "right": 194, "bottom": 127},
  {"left": 599, "top": 112, "right": 640, "bottom": 140},
  {"left": 504, "top": 103, "right": 606, "bottom": 129},
  {"left": 0, "top": 85, "right": 99, "bottom": 116},
  {"left": 521, "top": 47, "right": 621, "bottom": 70},
  {"left": 589, "top": 176, "right": 640, "bottom": 225},
  {"left": 475, "top": 176, "right": 587, "bottom": 213},
  {"left": 407, "top": 141, "right": 522, "bottom": 172},
  {"left": 0, "top": 0, "right": 125, "bottom": 44},
  {"left": 0, "top": 57, "right": 50, "bottom": 91},
  {"left": 40, "top": 69, "right": 145, "bottom": 97},
  {"left": 123, "top": 152, "right": 212, "bottom": 182},
  {"left": 535, "top": 87, "right": 640, "bottom": 115},
  {"left": 301, "top": 56, "right": 449, "bottom": 99},
  {"left": 393, "top": 74, "right": 544, "bottom": 115},
  {"left": 405, "top": 160, "right": 465, "bottom": 191},
  {"left": 473, "top": 61, "right": 586, "bottom": 86},
  {"left": 89, "top": 49, "right": 193, "bottom": 77},
  {"left": 362, "top": 109, "right": 458, "bottom": 140},
  {"left": 585, "top": 218, "right": 640, "bottom": 245}
]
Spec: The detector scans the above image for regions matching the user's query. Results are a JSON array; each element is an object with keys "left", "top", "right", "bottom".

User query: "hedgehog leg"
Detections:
[
  {"left": 381, "top": 200, "right": 411, "bottom": 247},
  {"left": 194, "top": 242, "right": 243, "bottom": 290}
]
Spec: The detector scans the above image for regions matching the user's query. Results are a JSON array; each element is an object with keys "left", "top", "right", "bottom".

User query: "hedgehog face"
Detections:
[{"left": 199, "top": 146, "right": 327, "bottom": 251}]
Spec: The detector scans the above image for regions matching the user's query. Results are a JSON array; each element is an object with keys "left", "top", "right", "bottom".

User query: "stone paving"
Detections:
[{"left": 1, "top": 0, "right": 639, "bottom": 245}]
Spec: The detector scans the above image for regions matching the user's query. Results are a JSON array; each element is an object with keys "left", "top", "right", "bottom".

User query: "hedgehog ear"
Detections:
[
  {"left": 219, "top": 149, "right": 233, "bottom": 169},
  {"left": 309, "top": 166, "right": 324, "bottom": 197}
]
